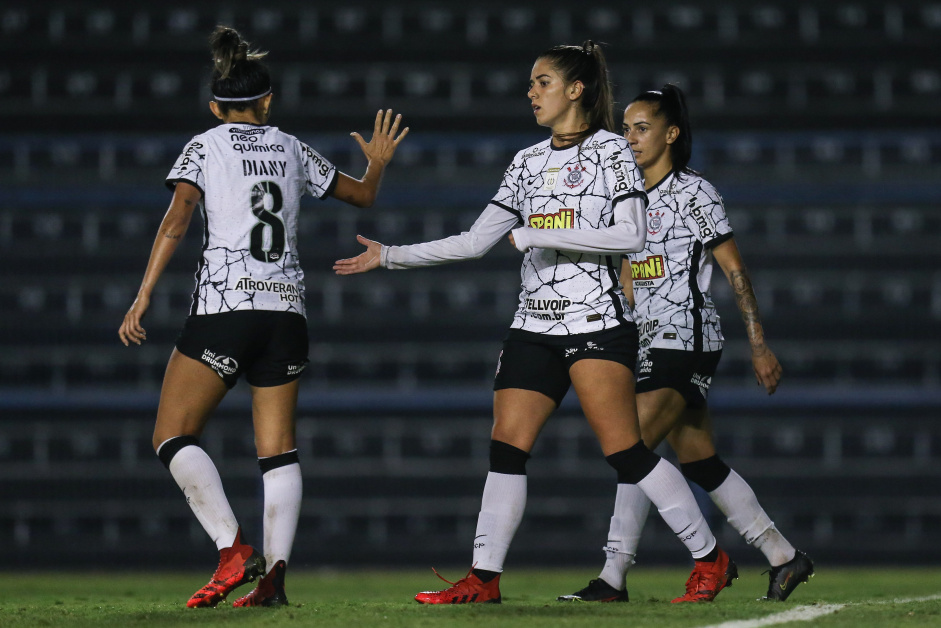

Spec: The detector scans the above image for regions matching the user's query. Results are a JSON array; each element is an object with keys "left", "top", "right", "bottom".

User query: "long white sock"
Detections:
[
  {"left": 636, "top": 459, "right": 716, "bottom": 559},
  {"left": 262, "top": 460, "right": 303, "bottom": 568},
  {"left": 165, "top": 444, "right": 239, "bottom": 550},
  {"left": 709, "top": 469, "right": 795, "bottom": 566},
  {"left": 472, "top": 472, "right": 527, "bottom": 572},
  {"left": 599, "top": 483, "right": 650, "bottom": 590}
]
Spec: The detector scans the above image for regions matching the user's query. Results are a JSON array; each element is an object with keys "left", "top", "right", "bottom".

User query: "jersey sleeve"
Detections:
[
  {"left": 381, "top": 203, "right": 521, "bottom": 269},
  {"left": 489, "top": 150, "right": 524, "bottom": 217},
  {"left": 604, "top": 141, "right": 646, "bottom": 206},
  {"left": 681, "top": 178, "right": 733, "bottom": 248},
  {"left": 166, "top": 136, "right": 206, "bottom": 195},
  {"left": 298, "top": 141, "right": 338, "bottom": 199}
]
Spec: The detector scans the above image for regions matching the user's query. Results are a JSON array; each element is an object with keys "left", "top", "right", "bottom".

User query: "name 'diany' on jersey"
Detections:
[{"left": 242, "top": 160, "right": 288, "bottom": 177}]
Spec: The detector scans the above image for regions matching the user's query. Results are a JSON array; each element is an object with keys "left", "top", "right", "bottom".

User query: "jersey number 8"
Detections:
[{"left": 249, "top": 181, "right": 285, "bottom": 263}]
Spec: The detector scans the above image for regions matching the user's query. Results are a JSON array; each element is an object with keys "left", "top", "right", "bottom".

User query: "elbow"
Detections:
[{"left": 355, "top": 192, "right": 378, "bottom": 209}]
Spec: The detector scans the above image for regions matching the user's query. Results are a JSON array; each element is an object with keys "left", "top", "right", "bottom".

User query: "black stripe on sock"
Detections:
[
  {"left": 156, "top": 435, "right": 200, "bottom": 469},
  {"left": 258, "top": 449, "right": 300, "bottom": 474}
]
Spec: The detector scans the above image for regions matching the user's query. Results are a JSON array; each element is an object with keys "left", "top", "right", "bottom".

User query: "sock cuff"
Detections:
[
  {"left": 606, "top": 441, "right": 661, "bottom": 484},
  {"left": 156, "top": 435, "right": 200, "bottom": 469},
  {"left": 259, "top": 449, "right": 300, "bottom": 474},
  {"left": 680, "top": 455, "right": 732, "bottom": 492},
  {"left": 489, "top": 440, "right": 530, "bottom": 475}
]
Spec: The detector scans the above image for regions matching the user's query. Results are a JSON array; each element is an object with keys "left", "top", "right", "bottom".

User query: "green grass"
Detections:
[{"left": 1, "top": 567, "right": 939, "bottom": 627}]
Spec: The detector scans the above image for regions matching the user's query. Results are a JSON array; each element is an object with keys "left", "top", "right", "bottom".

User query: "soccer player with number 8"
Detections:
[{"left": 118, "top": 25, "right": 408, "bottom": 608}]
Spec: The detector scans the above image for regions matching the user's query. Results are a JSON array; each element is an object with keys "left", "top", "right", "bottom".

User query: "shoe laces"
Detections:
[
  {"left": 430, "top": 565, "right": 476, "bottom": 589},
  {"left": 684, "top": 568, "right": 707, "bottom": 595}
]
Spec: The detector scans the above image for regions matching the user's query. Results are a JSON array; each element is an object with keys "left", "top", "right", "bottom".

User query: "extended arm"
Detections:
[
  {"left": 119, "top": 181, "right": 201, "bottom": 345},
  {"left": 333, "top": 203, "right": 520, "bottom": 274},
  {"left": 712, "top": 237, "right": 782, "bottom": 394},
  {"left": 331, "top": 109, "right": 409, "bottom": 208},
  {"left": 510, "top": 195, "right": 647, "bottom": 255}
]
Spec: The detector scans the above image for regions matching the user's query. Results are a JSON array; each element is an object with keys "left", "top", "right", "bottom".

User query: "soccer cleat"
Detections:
[
  {"left": 763, "top": 550, "right": 815, "bottom": 601},
  {"left": 186, "top": 528, "right": 266, "bottom": 608},
  {"left": 557, "top": 578, "right": 628, "bottom": 602},
  {"left": 414, "top": 567, "right": 502, "bottom": 604},
  {"left": 233, "top": 559, "right": 289, "bottom": 607},
  {"left": 671, "top": 547, "right": 738, "bottom": 603}
]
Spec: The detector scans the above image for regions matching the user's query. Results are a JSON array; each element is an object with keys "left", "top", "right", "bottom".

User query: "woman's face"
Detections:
[
  {"left": 527, "top": 58, "right": 573, "bottom": 130},
  {"left": 622, "top": 100, "right": 677, "bottom": 172}
]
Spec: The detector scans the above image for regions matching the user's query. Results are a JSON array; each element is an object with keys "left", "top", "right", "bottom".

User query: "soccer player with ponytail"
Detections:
[
  {"left": 560, "top": 84, "right": 813, "bottom": 603},
  {"left": 335, "top": 44, "right": 734, "bottom": 605},
  {"left": 118, "top": 25, "right": 408, "bottom": 608}
]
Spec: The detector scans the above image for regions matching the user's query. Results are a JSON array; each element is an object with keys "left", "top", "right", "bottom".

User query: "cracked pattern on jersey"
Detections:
[
  {"left": 493, "top": 130, "right": 645, "bottom": 336},
  {"left": 628, "top": 172, "right": 732, "bottom": 353},
  {"left": 168, "top": 124, "right": 335, "bottom": 316}
]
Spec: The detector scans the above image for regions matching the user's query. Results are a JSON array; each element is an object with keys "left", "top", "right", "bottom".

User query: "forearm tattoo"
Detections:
[
  {"left": 162, "top": 230, "right": 182, "bottom": 240},
  {"left": 730, "top": 269, "right": 767, "bottom": 356}
]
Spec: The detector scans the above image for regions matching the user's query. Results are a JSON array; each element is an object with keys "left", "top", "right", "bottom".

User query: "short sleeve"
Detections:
[
  {"left": 604, "top": 142, "right": 646, "bottom": 206},
  {"left": 298, "top": 141, "right": 338, "bottom": 199},
  {"left": 680, "top": 179, "right": 733, "bottom": 248},
  {"left": 166, "top": 137, "right": 206, "bottom": 195}
]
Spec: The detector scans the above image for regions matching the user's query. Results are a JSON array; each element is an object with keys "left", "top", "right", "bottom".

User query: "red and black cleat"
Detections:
[
  {"left": 186, "top": 528, "right": 266, "bottom": 608},
  {"left": 233, "top": 559, "right": 289, "bottom": 607},
  {"left": 672, "top": 547, "right": 738, "bottom": 603},
  {"left": 415, "top": 567, "right": 502, "bottom": 604}
]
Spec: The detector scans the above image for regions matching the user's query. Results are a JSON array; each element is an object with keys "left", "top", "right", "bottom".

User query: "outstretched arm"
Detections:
[
  {"left": 713, "top": 237, "right": 782, "bottom": 394},
  {"left": 119, "top": 181, "right": 201, "bottom": 345},
  {"left": 333, "top": 203, "right": 520, "bottom": 275},
  {"left": 332, "top": 109, "right": 409, "bottom": 208}
]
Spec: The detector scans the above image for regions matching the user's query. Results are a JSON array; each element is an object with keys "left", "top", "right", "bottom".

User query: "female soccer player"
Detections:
[
  {"left": 334, "top": 42, "right": 734, "bottom": 605},
  {"left": 118, "top": 26, "right": 408, "bottom": 608},
  {"left": 559, "top": 84, "right": 813, "bottom": 604}
]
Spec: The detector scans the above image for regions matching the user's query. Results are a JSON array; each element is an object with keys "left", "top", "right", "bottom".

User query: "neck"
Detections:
[
  {"left": 223, "top": 112, "right": 264, "bottom": 125},
  {"left": 642, "top": 159, "right": 674, "bottom": 191},
  {"left": 550, "top": 110, "right": 590, "bottom": 147}
]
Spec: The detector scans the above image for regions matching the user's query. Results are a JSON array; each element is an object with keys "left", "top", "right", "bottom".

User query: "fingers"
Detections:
[
  {"left": 350, "top": 131, "right": 367, "bottom": 151},
  {"left": 372, "top": 109, "right": 384, "bottom": 136},
  {"left": 393, "top": 124, "right": 410, "bottom": 146},
  {"left": 119, "top": 317, "right": 147, "bottom": 346}
]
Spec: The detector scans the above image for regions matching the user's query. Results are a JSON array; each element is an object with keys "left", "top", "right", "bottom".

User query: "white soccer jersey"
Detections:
[
  {"left": 382, "top": 130, "right": 647, "bottom": 335},
  {"left": 167, "top": 123, "right": 337, "bottom": 317},
  {"left": 626, "top": 171, "right": 733, "bottom": 352}
]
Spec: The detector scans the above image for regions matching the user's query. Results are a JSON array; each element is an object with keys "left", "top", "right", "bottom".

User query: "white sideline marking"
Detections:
[{"left": 698, "top": 593, "right": 941, "bottom": 628}]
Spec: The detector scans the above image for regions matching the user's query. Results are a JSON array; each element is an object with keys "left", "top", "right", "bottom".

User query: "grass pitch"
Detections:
[{"left": 1, "top": 566, "right": 939, "bottom": 627}]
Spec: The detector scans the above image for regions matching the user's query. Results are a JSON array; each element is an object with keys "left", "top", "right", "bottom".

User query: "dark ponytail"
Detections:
[
  {"left": 208, "top": 26, "right": 271, "bottom": 114},
  {"left": 631, "top": 83, "right": 695, "bottom": 176},
  {"left": 537, "top": 40, "right": 615, "bottom": 145}
]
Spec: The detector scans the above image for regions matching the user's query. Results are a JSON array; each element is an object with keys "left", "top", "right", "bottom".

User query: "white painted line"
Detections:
[{"left": 697, "top": 593, "right": 941, "bottom": 628}]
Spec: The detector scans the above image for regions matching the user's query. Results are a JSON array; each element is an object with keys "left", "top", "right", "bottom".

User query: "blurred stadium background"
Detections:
[{"left": 1, "top": 1, "right": 939, "bottom": 570}]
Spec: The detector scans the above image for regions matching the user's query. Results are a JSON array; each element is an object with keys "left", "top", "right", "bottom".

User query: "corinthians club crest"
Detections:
[
  {"left": 648, "top": 210, "right": 663, "bottom": 235},
  {"left": 563, "top": 164, "right": 586, "bottom": 188}
]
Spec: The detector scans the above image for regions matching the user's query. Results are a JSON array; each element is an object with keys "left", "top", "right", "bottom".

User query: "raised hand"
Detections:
[
  {"left": 333, "top": 235, "right": 383, "bottom": 275},
  {"left": 350, "top": 109, "right": 409, "bottom": 166}
]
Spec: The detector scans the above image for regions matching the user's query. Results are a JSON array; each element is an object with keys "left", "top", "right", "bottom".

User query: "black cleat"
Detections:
[
  {"left": 558, "top": 578, "right": 628, "bottom": 602},
  {"left": 763, "top": 550, "right": 814, "bottom": 601}
]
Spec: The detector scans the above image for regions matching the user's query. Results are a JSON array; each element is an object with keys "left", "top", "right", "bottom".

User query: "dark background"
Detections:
[{"left": 1, "top": 1, "right": 939, "bottom": 570}]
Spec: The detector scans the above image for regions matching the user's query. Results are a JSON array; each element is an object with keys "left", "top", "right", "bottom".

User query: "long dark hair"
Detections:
[
  {"left": 630, "top": 83, "right": 695, "bottom": 176},
  {"left": 208, "top": 26, "right": 270, "bottom": 115},
  {"left": 537, "top": 40, "right": 615, "bottom": 146}
]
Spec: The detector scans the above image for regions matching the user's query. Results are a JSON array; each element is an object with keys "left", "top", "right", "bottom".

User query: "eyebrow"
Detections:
[{"left": 532, "top": 74, "right": 551, "bottom": 80}]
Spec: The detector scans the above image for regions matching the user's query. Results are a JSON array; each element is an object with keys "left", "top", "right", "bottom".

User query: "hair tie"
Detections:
[{"left": 213, "top": 88, "right": 272, "bottom": 102}]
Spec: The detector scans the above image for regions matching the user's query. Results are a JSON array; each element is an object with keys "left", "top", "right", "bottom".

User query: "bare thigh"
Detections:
[
  {"left": 569, "top": 359, "right": 641, "bottom": 456},
  {"left": 636, "top": 387, "right": 688, "bottom": 450},
  {"left": 251, "top": 379, "right": 300, "bottom": 458},
  {"left": 665, "top": 404, "right": 718, "bottom": 464},
  {"left": 152, "top": 348, "right": 229, "bottom": 450},
  {"left": 491, "top": 388, "right": 557, "bottom": 452}
]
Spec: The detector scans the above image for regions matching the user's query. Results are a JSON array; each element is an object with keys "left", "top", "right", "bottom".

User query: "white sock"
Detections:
[
  {"left": 261, "top": 459, "right": 303, "bottom": 568},
  {"left": 472, "top": 472, "right": 527, "bottom": 572},
  {"left": 599, "top": 483, "right": 650, "bottom": 590},
  {"left": 636, "top": 459, "right": 716, "bottom": 559},
  {"left": 709, "top": 469, "right": 796, "bottom": 566},
  {"left": 164, "top": 443, "right": 239, "bottom": 550}
]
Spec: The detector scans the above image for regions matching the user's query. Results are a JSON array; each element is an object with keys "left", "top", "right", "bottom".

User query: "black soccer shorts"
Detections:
[
  {"left": 175, "top": 310, "right": 309, "bottom": 389},
  {"left": 493, "top": 325, "right": 639, "bottom": 406},
  {"left": 635, "top": 348, "right": 722, "bottom": 406}
]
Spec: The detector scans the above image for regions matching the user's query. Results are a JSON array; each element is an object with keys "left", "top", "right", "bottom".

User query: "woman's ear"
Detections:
[
  {"left": 568, "top": 80, "right": 584, "bottom": 102},
  {"left": 209, "top": 101, "right": 224, "bottom": 121},
  {"left": 666, "top": 125, "right": 680, "bottom": 145}
]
